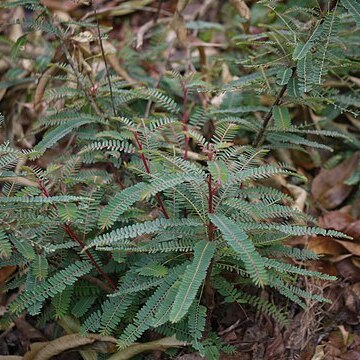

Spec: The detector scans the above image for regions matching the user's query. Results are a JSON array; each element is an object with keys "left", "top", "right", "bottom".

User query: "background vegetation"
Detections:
[{"left": 0, "top": 0, "right": 359, "bottom": 359}]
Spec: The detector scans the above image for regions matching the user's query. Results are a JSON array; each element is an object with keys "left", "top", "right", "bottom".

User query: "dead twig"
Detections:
[{"left": 252, "top": 68, "right": 295, "bottom": 147}]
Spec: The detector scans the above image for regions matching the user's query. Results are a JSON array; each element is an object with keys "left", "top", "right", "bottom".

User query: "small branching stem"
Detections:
[
  {"left": 133, "top": 131, "right": 151, "bottom": 173},
  {"left": 133, "top": 131, "right": 170, "bottom": 219},
  {"left": 253, "top": 0, "right": 337, "bottom": 148},
  {"left": 45, "top": 8, "right": 104, "bottom": 118},
  {"left": 252, "top": 81, "right": 290, "bottom": 147},
  {"left": 38, "top": 179, "right": 116, "bottom": 290},
  {"left": 58, "top": 33, "right": 104, "bottom": 118}
]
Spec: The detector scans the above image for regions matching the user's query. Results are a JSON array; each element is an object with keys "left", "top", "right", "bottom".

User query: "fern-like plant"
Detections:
[{"left": 0, "top": 0, "right": 359, "bottom": 358}]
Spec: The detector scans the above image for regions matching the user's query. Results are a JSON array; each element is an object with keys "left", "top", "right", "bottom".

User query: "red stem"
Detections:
[
  {"left": 181, "top": 81, "right": 189, "bottom": 160},
  {"left": 38, "top": 179, "right": 116, "bottom": 290},
  {"left": 63, "top": 224, "right": 116, "bottom": 290},
  {"left": 133, "top": 131, "right": 170, "bottom": 219},
  {"left": 133, "top": 131, "right": 151, "bottom": 174}
]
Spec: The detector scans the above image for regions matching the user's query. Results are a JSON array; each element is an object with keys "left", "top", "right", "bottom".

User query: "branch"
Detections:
[
  {"left": 133, "top": 131, "right": 170, "bottom": 219},
  {"left": 38, "top": 179, "right": 116, "bottom": 290},
  {"left": 48, "top": 17, "right": 104, "bottom": 118},
  {"left": 59, "top": 38, "right": 104, "bottom": 118},
  {"left": 253, "top": 1, "right": 338, "bottom": 148},
  {"left": 252, "top": 68, "right": 295, "bottom": 147},
  {"left": 63, "top": 224, "right": 116, "bottom": 290}
]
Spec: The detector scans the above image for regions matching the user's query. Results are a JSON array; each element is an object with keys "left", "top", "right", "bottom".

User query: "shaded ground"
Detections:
[{"left": 0, "top": 0, "right": 360, "bottom": 359}]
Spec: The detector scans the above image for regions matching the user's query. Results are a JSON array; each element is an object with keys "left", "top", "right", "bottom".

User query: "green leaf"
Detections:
[
  {"left": 9, "top": 261, "right": 91, "bottom": 315},
  {"left": 11, "top": 35, "right": 28, "bottom": 59},
  {"left": 31, "top": 254, "right": 48, "bottom": 281},
  {"left": 141, "top": 173, "right": 191, "bottom": 200},
  {"left": 98, "top": 182, "right": 147, "bottom": 229},
  {"left": 90, "top": 218, "right": 201, "bottom": 249},
  {"left": 11, "top": 237, "right": 35, "bottom": 260},
  {"left": 297, "top": 52, "right": 314, "bottom": 93},
  {"left": 276, "top": 68, "right": 292, "bottom": 85},
  {"left": 57, "top": 203, "right": 78, "bottom": 222},
  {"left": 314, "top": 11, "right": 339, "bottom": 84},
  {"left": 33, "top": 116, "right": 100, "bottom": 156},
  {"left": 0, "top": 229, "right": 12, "bottom": 259},
  {"left": 342, "top": 0, "right": 360, "bottom": 27},
  {"left": 117, "top": 266, "right": 184, "bottom": 348},
  {"left": 188, "top": 303, "right": 206, "bottom": 350},
  {"left": 99, "top": 295, "right": 135, "bottom": 335},
  {"left": 287, "top": 77, "right": 303, "bottom": 97},
  {"left": 273, "top": 106, "right": 291, "bottom": 131},
  {"left": 292, "top": 23, "right": 323, "bottom": 60},
  {"left": 209, "top": 214, "right": 268, "bottom": 287},
  {"left": 135, "top": 264, "right": 168, "bottom": 278},
  {"left": 208, "top": 160, "right": 230, "bottom": 184},
  {"left": 52, "top": 287, "right": 73, "bottom": 319},
  {"left": 169, "top": 241, "right": 215, "bottom": 323}
]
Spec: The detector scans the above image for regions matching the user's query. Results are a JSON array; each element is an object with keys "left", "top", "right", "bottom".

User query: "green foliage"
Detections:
[
  {"left": 342, "top": 0, "right": 360, "bottom": 27},
  {"left": 209, "top": 214, "right": 268, "bottom": 287},
  {"left": 273, "top": 106, "right": 291, "bottom": 131},
  {"left": 0, "top": 0, "right": 358, "bottom": 358},
  {"left": 169, "top": 241, "right": 215, "bottom": 323},
  {"left": 0, "top": 229, "right": 12, "bottom": 259},
  {"left": 9, "top": 261, "right": 92, "bottom": 315}
]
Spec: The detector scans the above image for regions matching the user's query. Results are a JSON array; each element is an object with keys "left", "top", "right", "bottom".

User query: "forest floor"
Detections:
[{"left": 0, "top": 1, "right": 360, "bottom": 359}]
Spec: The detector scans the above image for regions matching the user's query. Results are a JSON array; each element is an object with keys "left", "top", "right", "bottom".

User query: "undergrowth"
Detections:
[{"left": 0, "top": 0, "right": 359, "bottom": 358}]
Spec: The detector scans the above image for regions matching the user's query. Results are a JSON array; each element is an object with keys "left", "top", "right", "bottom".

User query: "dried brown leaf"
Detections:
[
  {"left": 171, "top": 0, "right": 191, "bottom": 45},
  {"left": 319, "top": 211, "right": 354, "bottom": 232},
  {"left": 335, "top": 240, "right": 360, "bottom": 257},
  {"left": 336, "top": 259, "right": 360, "bottom": 282},
  {"left": 23, "top": 334, "right": 117, "bottom": 360},
  {"left": 307, "top": 236, "right": 347, "bottom": 256},
  {"left": 311, "top": 153, "right": 360, "bottom": 209},
  {"left": 230, "top": 0, "right": 251, "bottom": 20},
  {"left": 0, "top": 266, "right": 16, "bottom": 287},
  {"left": 345, "top": 221, "right": 360, "bottom": 240}
]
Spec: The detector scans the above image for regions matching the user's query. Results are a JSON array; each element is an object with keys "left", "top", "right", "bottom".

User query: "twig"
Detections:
[
  {"left": 49, "top": 16, "right": 104, "bottom": 118},
  {"left": 63, "top": 224, "right": 116, "bottom": 290},
  {"left": 60, "top": 38, "right": 103, "bottom": 117},
  {"left": 143, "top": 38, "right": 176, "bottom": 118},
  {"left": 63, "top": 51, "right": 102, "bottom": 116},
  {"left": 253, "top": 1, "right": 338, "bottom": 148},
  {"left": 92, "top": 0, "right": 116, "bottom": 116},
  {"left": 218, "top": 319, "right": 243, "bottom": 336},
  {"left": 82, "top": 274, "right": 113, "bottom": 293},
  {"left": 107, "top": 53, "right": 138, "bottom": 85},
  {"left": 34, "top": 65, "right": 58, "bottom": 113},
  {"left": 252, "top": 82, "right": 289, "bottom": 147},
  {"left": 133, "top": 131, "right": 170, "bottom": 219},
  {"left": 82, "top": 3, "right": 171, "bottom": 20},
  {"left": 38, "top": 179, "right": 116, "bottom": 290}
]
